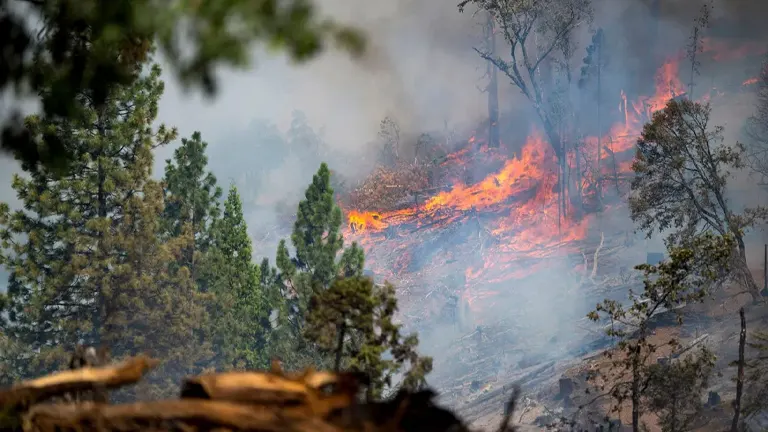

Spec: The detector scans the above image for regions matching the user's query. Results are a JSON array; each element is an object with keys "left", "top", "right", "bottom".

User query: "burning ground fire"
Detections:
[{"left": 341, "top": 50, "right": 754, "bottom": 318}]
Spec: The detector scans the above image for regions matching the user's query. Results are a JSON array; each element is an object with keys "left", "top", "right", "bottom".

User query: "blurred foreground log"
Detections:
[
  {"left": 0, "top": 356, "right": 158, "bottom": 411},
  {"left": 0, "top": 353, "right": 475, "bottom": 432},
  {"left": 24, "top": 400, "right": 342, "bottom": 432}
]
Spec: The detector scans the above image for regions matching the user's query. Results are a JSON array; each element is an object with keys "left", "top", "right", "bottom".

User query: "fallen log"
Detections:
[
  {"left": 23, "top": 400, "right": 342, "bottom": 432},
  {"left": 180, "top": 367, "right": 367, "bottom": 417},
  {"left": 0, "top": 356, "right": 158, "bottom": 410}
]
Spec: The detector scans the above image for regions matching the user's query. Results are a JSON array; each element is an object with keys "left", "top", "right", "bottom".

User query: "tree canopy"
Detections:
[
  {"left": 0, "top": 63, "right": 211, "bottom": 396},
  {"left": 0, "top": 0, "right": 366, "bottom": 172},
  {"left": 630, "top": 99, "right": 766, "bottom": 299}
]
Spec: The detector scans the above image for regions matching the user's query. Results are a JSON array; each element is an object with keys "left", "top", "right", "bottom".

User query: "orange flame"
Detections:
[
  {"left": 743, "top": 77, "right": 758, "bottom": 86},
  {"left": 342, "top": 54, "right": 706, "bottom": 314}
]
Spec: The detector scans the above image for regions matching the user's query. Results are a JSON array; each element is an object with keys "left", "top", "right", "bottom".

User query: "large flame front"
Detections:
[{"left": 341, "top": 54, "right": 713, "bottom": 316}]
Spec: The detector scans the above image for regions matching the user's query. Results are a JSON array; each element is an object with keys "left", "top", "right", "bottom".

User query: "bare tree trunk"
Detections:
[
  {"left": 731, "top": 307, "right": 746, "bottom": 432},
  {"left": 576, "top": 139, "right": 583, "bottom": 206},
  {"left": 557, "top": 163, "right": 563, "bottom": 235},
  {"left": 631, "top": 346, "right": 641, "bottom": 432},
  {"left": 485, "top": 13, "right": 500, "bottom": 149},
  {"left": 334, "top": 322, "right": 347, "bottom": 372},
  {"left": 734, "top": 232, "right": 763, "bottom": 300},
  {"left": 596, "top": 42, "right": 603, "bottom": 206}
]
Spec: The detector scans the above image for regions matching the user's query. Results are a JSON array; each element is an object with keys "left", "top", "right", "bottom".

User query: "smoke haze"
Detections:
[{"left": 0, "top": 0, "right": 767, "bottom": 392}]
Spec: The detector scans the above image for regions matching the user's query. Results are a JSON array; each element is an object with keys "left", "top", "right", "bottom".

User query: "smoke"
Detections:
[
  {"left": 147, "top": 0, "right": 768, "bottom": 376},
  {"left": 156, "top": 0, "right": 490, "bottom": 177},
  {"left": 0, "top": 0, "right": 766, "bottom": 386}
]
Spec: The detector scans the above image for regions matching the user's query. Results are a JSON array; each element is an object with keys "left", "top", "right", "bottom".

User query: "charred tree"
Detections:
[
  {"left": 730, "top": 307, "right": 746, "bottom": 432},
  {"left": 483, "top": 12, "right": 501, "bottom": 149},
  {"left": 686, "top": 2, "right": 712, "bottom": 99},
  {"left": 746, "top": 55, "right": 768, "bottom": 185},
  {"left": 579, "top": 28, "right": 607, "bottom": 207},
  {"left": 459, "top": 0, "right": 593, "bottom": 166}
]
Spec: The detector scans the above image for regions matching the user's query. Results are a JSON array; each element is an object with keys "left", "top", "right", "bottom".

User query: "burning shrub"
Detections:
[{"left": 349, "top": 163, "right": 430, "bottom": 211}]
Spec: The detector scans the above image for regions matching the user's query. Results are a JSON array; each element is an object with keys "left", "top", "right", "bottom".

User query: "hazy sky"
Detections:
[
  {"left": 154, "top": 0, "right": 489, "bottom": 171},
  {"left": 0, "top": 0, "right": 766, "bottom": 222}
]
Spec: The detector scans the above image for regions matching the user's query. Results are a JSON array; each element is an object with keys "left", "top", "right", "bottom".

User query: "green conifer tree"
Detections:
[
  {"left": 162, "top": 131, "right": 221, "bottom": 243},
  {"left": 0, "top": 64, "right": 211, "bottom": 395},
  {"left": 161, "top": 131, "right": 222, "bottom": 277},
  {"left": 202, "top": 185, "right": 270, "bottom": 370},
  {"left": 305, "top": 277, "right": 433, "bottom": 400},
  {"left": 266, "top": 162, "right": 364, "bottom": 368}
]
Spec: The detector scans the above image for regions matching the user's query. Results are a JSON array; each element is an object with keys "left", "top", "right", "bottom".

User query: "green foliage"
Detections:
[
  {"left": 631, "top": 99, "right": 765, "bottom": 244},
  {"left": 0, "top": 63, "right": 211, "bottom": 397},
  {"left": 262, "top": 162, "right": 429, "bottom": 394},
  {"left": 305, "top": 277, "right": 433, "bottom": 400},
  {"left": 0, "top": 0, "right": 366, "bottom": 171},
  {"left": 266, "top": 162, "right": 365, "bottom": 369},
  {"left": 631, "top": 98, "right": 765, "bottom": 298},
  {"left": 645, "top": 347, "right": 715, "bottom": 432},
  {"left": 587, "top": 232, "right": 732, "bottom": 430},
  {"left": 202, "top": 185, "right": 270, "bottom": 370},
  {"left": 162, "top": 131, "right": 222, "bottom": 255},
  {"left": 743, "top": 330, "right": 768, "bottom": 419}
]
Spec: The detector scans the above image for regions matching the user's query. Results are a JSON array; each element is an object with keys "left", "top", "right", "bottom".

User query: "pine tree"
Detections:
[
  {"left": 305, "top": 277, "right": 433, "bottom": 400},
  {"left": 161, "top": 131, "right": 222, "bottom": 275},
  {"left": 1, "top": 0, "right": 365, "bottom": 170},
  {"left": 202, "top": 184, "right": 270, "bottom": 370},
  {"left": 0, "top": 64, "right": 211, "bottom": 395},
  {"left": 267, "top": 162, "right": 364, "bottom": 369}
]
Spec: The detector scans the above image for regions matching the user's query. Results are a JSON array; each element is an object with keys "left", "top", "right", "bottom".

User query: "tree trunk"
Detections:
[
  {"left": 631, "top": 345, "right": 641, "bottom": 432},
  {"left": 731, "top": 307, "right": 746, "bottom": 432},
  {"left": 596, "top": 43, "right": 603, "bottom": 205},
  {"left": 485, "top": 13, "right": 500, "bottom": 149},
  {"left": 334, "top": 321, "right": 347, "bottom": 372},
  {"left": 671, "top": 394, "right": 678, "bottom": 432},
  {"left": 576, "top": 141, "right": 583, "bottom": 206},
  {"left": 734, "top": 232, "right": 762, "bottom": 300}
]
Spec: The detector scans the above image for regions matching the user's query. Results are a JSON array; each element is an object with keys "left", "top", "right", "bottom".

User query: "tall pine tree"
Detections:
[
  {"left": 267, "top": 162, "right": 364, "bottom": 369},
  {"left": 162, "top": 131, "right": 221, "bottom": 244},
  {"left": 161, "top": 131, "right": 222, "bottom": 279},
  {"left": 202, "top": 184, "right": 270, "bottom": 370},
  {"left": 0, "top": 64, "right": 211, "bottom": 395}
]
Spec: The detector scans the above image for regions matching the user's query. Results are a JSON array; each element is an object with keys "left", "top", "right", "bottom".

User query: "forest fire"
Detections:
[{"left": 342, "top": 50, "right": 746, "bottom": 316}]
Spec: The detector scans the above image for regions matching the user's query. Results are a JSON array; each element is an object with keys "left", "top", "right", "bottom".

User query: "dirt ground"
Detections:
[{"left": 463, "top": 278, "right": 768, "bottom": 431}]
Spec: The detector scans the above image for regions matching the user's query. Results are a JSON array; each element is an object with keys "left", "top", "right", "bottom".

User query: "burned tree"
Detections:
[
  {"left": 458, "top": 0, "right": 593, "bottom": 164},
  {"left": 630, "top": 99, "right": 767, "bottom": 300},
  {"left": 579, "top": 28, "right": 608, "bottom": 205},
  {"left": 685, "top": 2, "right": 712, "bottom": 100},
  {"left": 378, "top": 116, "right": 402, "bottom": 166},
  {"left": 459, "top": 0, "right": 591, "bottom": 228},
  {"left": 480, "top": 11, "right": 501, "bottom": 149},
  {"left": 745, "top": 56, "right": 768, "bottom": 186}
]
